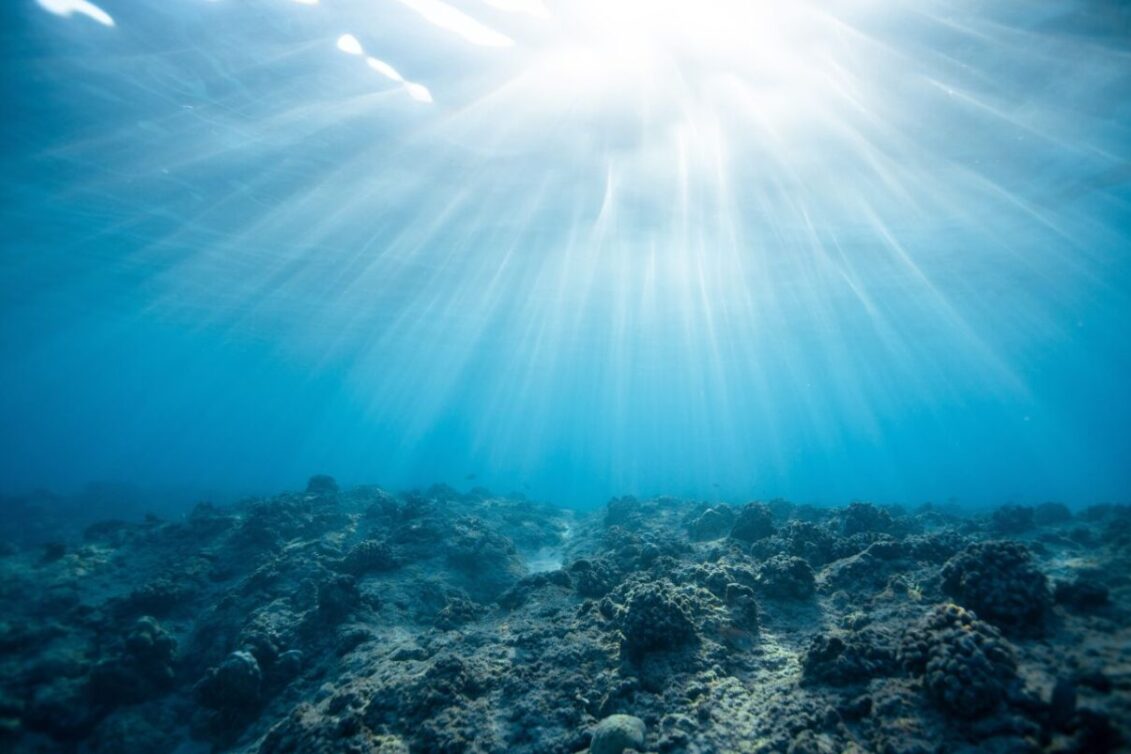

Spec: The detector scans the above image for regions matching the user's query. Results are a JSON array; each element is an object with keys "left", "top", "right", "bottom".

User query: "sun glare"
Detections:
[
  {"left": 21, "top": 0, "right": 1131, "bottom": 506},
  {"left": 513, "top": 0, "right": 845, "bottom": 139},
  {"left": 560, "top": 0, "right": 812, "bottom": 80}
]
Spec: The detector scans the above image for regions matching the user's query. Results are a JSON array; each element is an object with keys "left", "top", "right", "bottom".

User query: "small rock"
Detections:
[{"left": 590, "top": 714, "right": 646, "bottom": 754}]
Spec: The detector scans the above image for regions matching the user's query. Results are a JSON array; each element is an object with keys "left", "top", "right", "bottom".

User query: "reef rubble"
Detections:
[{"left": 0, "top": 483, "right": 1128, "bottom": 753}]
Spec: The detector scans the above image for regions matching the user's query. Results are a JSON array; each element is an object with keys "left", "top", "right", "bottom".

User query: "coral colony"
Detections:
[{"left": 0, "top": 480, "right": 1127, "bottom": 752}]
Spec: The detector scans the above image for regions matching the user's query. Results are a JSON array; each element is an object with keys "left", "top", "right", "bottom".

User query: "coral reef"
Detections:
[{"left": 0, "top": 486, "right": 1127, "bottom": 754}]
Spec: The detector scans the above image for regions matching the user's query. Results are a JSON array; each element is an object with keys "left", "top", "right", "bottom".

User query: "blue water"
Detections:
[{"left": 2, "top": 0, "right": 1129, "bottom": 508}]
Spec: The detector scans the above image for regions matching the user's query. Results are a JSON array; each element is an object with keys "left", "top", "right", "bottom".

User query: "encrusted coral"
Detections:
[
  {"left": 990, "top": 504, "right": 1034, "bottom": 535},
  {"left": 1032, "top": 502, "right": 1072, "bottom": 526},
  {"left": 304, "top": 475, "right": 339, "bottom": 495},
  {"left": 688, "top": 506, "right": 735, "bottom": 541},
  {"left": 818, "top": 541, "right": 910, "bottom": 593},
  {"left": 87, "top": 616, "right": 178, "bottom": 707},
  {"left": 801, "top": 628, "right": 898, "bottom": 686},
  {"left": 569, "top": 558, "right": 618, "bottom": 599},
  {"left": 446, "top": 517, "right": 524, "bottom": 598},
  {"left": 940, "top": 541, "right": 1050, "bottom": 634},
  {"left": 315, "top": 574, "right": 362, "bottom": 624},
  {"left": 362, "top": 653, "right": 495, "bottom": 753},
  {"left": 436, "top": 595, "right": 484, "bottom": 629},
  {"left": 724, "top": 582, "right": 760, "bottom": 629},
  {"left": 839, "top": 502, "right": 894, "bottom": 536},
  {"left": 119, "top": 577, "right": 194, "bottom": 617},
  {"left": 195, "top": 650, "right": 262, "bottom": 711},
  {"left": 605, "top": 496, "right": 642, "bottom": 527},
  {"left": 339, "top": 539, "right": 397, "bottom": 575},
  {"left": 1054, "top": 577, "right": 1110, "bottom": 611},
  {"left": 619, "top": 581, "right": 697, "bottom": 661},
  {"left": 730, "top": 502, "right": 775, "bottom": 543},
  {"left": 754, "top": 555, "right": 815, "bottom": 599},
  {"left": 903, "top": 530, "right": 967, "bottom": 564},
  {"left": 3, "top": 485, "right": 1127, "bottom": 754},
  {"left": 899, "top": 603, "right": 1019, "bottom": 718},
  {"left": 751, "top": 520, "right": 837, "bottom": 566},
  {"left": 262, "top": 702, "right": 410, "bottom": 754},
  {"left": 497, "top": 570, "right": 571, "bottom": 610}
]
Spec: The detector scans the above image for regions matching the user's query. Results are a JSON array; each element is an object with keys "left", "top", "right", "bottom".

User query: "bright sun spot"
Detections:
[
  {"left": 563, "top": 0, "right": 809, "bottom": 74},
  {"left": 482, "top": 0, "right": 550, "bottom": 19},
  {"left": 394, "top": 0, "right": 515, "bottom": 47},
  {"left": 336, "top": 34, "right": 364, "bottom": 56},
  {"left": 526, "top": 0, "right": 832, "bottom": 126},
  {"left": 36, "top": 0, "right": 114, "bottom": 26}
]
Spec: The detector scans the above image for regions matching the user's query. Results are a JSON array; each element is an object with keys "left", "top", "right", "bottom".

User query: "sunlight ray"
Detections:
[{"left": 393, "top": 0, "right": 515, "bottom": 47}]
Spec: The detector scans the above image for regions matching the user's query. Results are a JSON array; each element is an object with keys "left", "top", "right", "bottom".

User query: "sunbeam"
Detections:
[{"left": 5, "top": 0, "right": 1131, "bottom": 505}]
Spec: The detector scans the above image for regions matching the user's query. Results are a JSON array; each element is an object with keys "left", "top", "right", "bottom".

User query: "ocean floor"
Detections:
[{"left": 1, "top": 480, "right": 1129, "bottom": 753}]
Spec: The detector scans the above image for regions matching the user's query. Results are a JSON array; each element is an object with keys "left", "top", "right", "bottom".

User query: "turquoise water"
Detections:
[{"left": 2, "top": 0, "right": 1129, "bottom": 507}]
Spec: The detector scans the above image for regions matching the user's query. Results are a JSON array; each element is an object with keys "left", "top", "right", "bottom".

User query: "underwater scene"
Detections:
[{"left": 2, "top": 0, "right": 1131, "bottom": 752}]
